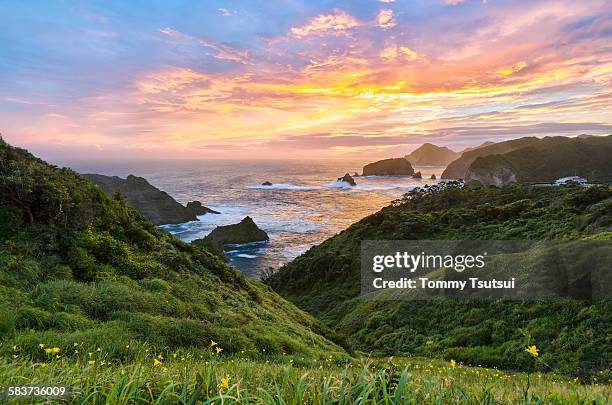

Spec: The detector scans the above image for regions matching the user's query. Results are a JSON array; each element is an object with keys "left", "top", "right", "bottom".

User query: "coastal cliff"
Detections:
[
  {"left": 463, "top": 135, "right": 612, "bottom": 185},
  {"left": 83, "top": 173, "right": 217, "bottom": 225}
]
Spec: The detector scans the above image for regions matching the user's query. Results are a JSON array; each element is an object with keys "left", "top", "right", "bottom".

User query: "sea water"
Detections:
[{"left": 63, "top": 159, "right": 444, "bottom": 279}]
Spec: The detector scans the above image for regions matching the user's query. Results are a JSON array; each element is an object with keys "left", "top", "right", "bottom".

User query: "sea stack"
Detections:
[
  {"left": 362, "top": 158, "right": 415, "bottom": 176},
  {"left": 413, "top": 171, "right": 422, "bottom": 179},
  {"left": 338, "top": 173, "right": 357, "bottom": 186},
  {"left": 430, "top": 174, "right": 436, "bottom": 180},
  {"left": 199, "top": 216, "right": 269, "bottom": 245},
  {"left": 186, "top": 201, "right": 220, "bottom": 215}
]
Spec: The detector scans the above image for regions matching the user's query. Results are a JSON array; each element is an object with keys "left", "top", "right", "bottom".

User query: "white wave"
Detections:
[
  {"left": 247, "top": 183, "right": 323, "bottom": 191},
  {"left": 328, "top": 180, "right": 354, "bottom": 189},
  {"left": 236, "top": 253, "right": 257, "bottom": 259}
]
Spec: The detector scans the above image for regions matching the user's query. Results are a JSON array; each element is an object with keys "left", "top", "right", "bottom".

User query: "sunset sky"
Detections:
[{"left": 1, "top": 0, "right": 611, "bottom": 160}]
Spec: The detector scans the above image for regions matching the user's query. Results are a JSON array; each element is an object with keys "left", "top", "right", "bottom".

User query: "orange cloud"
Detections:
[{"left": 496, "top": 61, "right": 528, "bottom": 76}]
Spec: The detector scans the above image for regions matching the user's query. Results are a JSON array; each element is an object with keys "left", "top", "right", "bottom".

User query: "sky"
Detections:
[{"left": 1, "top": 0, "right": 611, "bottom": 160}]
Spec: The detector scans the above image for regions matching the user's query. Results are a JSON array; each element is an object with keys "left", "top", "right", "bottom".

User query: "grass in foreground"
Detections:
[{"left": 0, "top": 354, "right": 609, "bottom": 404}]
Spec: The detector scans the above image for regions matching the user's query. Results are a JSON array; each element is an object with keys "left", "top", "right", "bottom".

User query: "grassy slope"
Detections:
[
  {"left": 468, "top": 135, "right": 612, "bottom": 183},
  {"left": 1, "top": 356, "right": 609, "bottom": 403},
  {"left": 441, "top": 137, "right": 539, "bottom": 179},
  {"left": 0, "top": 138, "right": 347, "bottom": 364},
  {"left": 268, "top": 184, "right": 612, "bottom": 376}
]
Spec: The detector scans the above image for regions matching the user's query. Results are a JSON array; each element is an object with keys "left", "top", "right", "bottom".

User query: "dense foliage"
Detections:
[
  {"left": 267, "top": 183, "right": 612, "bottom": 377},
  {"left": 0, "top": 137, "right": 347, "bottom": 364},
  {"left": 468, "top": 135, "right": 612, "bottom": 184}
]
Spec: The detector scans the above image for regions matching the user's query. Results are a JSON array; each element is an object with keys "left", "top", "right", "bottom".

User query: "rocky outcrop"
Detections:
[
  {"left": 430, "top": 174, "right": 436, "bottom": 180},
  {"left": 83, "top": 174, "right": 218, "bottom": 225},
  {"left": 338, "top": 173, "right": 356, "bottom": 186},
  {"left": 186, "top": 201, "right": 220, "bottom": 215},
  {"left": 413, "top": 171, "right": 422, "bottom": 179},
  {"left": 198, "top": 216, "right": 269, "bottom": 245},
  {"left": 465, "top": 165, "right": 517, "bottom": 187},
  {"left": 362, "top": 158, "right": 415, "bottom": 176},
  {"left": 405, "top": 143, "right": 459, "bottom": 166},
  {"left": 261, "top": 181, "right": 273, "bottom": 186}
]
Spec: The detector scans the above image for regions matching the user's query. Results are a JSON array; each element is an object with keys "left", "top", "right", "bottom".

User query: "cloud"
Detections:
[
  {"left": 289, "top": 9, "right": 360, "bottom": 38},
  {"left": 496, "top": 61, "right": 528, "bottom": 75},
  {"left": 380, "top": 45, "right": 422, "bottom": 62},
  {"left": 218, "top": 8, "right": 235, "bottom": 17},
  {"left": 378, "top": 0, "right": 395, "bottom": 2},
  {"left": 4, "top": 0, "right": 612, "bottom": 159},
  {"left": 160, "top": 27, "right": 250, "bottom": 64},
  {"left": 376, "top": 9, "right": 396, "bottom": 29}
]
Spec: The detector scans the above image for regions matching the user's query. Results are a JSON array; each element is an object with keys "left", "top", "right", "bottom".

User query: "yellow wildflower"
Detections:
[
  {"left": 450, "top": 359, "right": 457, "bottom": 368},
  {"left": 525, "top": 345, "right": 539, "bottom": 357},
  {"left": 11, "top": 345, "right": 17, "bottom": 351},
  {"left": 216, "top": 346, "right": 223, "bottom": 354},
  {"left": 210, "top": 340, "right": 217, "bottom": 347},
  {"left": 154, "top": 358, "right": 162, "bottom": 366},
  {"left": 219, "top": 375, "right": 230, "bottom": 390},
  {"left": 44, "top": 347, "right": 60, "bottom": 354},
  {"left": 88, "top": 360, "right": 95, "bottom": 366},
  {"left": 38, "top": 343, "right": 45, "bottom": 349}
]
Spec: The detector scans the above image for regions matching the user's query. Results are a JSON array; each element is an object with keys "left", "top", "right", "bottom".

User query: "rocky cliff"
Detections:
[
  {"left": 83, "top": 174, "right": 217, "bottom": 225},
  {"left": 362, "top": 158, "right": 414, "bottom": 176}
]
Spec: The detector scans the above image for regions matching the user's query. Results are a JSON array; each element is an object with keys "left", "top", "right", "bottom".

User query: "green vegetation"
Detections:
[
  {"left": 467, "top": 135, "right": 612, "bottom": 184},
  {"left": 268, "top": 184, "right": 612, "bottom": 378},
  {"left": 0, "top": 137, "right": 346, "bottom": 365},
  {"left": 442, "top": 137, "right": 539, "bottom": 179},
  {"left": 0, "top": 137, "right": 609, "bottom": 402},
  {"left": 1, "top": 355, "right": 609, "bottom": 404}
]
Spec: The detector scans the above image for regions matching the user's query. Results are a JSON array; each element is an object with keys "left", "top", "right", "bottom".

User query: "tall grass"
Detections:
[{"left": 0, "top": 354, "right": 609, "bottom": 404}]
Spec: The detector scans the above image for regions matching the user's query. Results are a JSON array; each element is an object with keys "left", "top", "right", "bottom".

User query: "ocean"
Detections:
[{"left": 63, "top": 159, "right": 444, "bottom": 279}]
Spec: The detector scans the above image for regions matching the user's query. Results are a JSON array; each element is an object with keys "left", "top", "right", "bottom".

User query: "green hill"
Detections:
[
  {"left": 442, "top": 137, "right": 540, "bottom": 179},
  {"left": 0, "top": 138, "right": 347, "bottom": 363},
  {"left": 267, "top": 184, "right": 612, "bottom": 376},
  {"left": 466, "top": 135, "right": 612, "bottom": 185}
]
